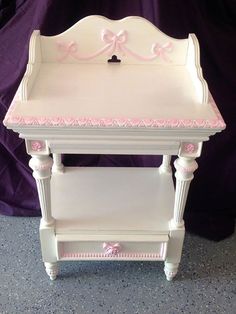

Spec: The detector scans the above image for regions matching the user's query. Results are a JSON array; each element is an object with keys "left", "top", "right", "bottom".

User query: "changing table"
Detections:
[{"left": 3, "top": 16, "right": 225, "bottom": 280}]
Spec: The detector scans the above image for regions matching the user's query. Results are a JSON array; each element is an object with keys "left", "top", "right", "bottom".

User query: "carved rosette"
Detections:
[
  {"left": 31, "top": 140, "right": 44, "bottom": 151},
  {"left": 103, "top": 242, "right": 121, "bottom": 256},
  {"left": 179, "top": 142, "right": 202, "bottom": 158},
  {"left": 26, "top": 140, "right": 49, "bottom": 155}
]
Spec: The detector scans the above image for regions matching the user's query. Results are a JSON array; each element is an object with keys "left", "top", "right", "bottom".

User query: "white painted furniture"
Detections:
[{"left": 3, "top": 16, "right": 225, "bottom": 281}]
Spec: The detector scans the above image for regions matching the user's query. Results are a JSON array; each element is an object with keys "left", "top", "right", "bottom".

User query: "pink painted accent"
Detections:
[
  {"left": 32, "top": 160, "right": 53, "bottom": 172},
  {"left": 61, "top": 252, "right": 163, "bottom": 259},
  {"left": 174, "top": 159, "right": 198, "bottom": 174},
  {"left": 208, "top": 93, "right": 226, "bottom": 129},
  {"left": 4, "top": 115, "right": 226, "bottom": 129},
  {"left": 102, "top": 29, "right": 127, "bottom": 56},
  {"left": 103, "top": 242, "right": 121, "bottom": 256},
  {"left": 57, "top": 41, "right": 78, "bottom": 61},
  {"left": 3, "top": 94, "right": 226, "bottom": 130},
  {"left": 57, "top": 40, "right": 112, "bottom": 62},
  {"left": 57, "top": 29, "right": 173, "bottom": 62},
  {"left": 183, "top": 143, "right": 197, "bottom": 154},
  {"left": 31, "top": 140, "right": 44, "bottom": 152}
]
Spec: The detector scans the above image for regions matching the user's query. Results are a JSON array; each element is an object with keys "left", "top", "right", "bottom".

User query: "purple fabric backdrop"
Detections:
[{"left": 0, "top": 0, "right": 235, "bottom": 240}]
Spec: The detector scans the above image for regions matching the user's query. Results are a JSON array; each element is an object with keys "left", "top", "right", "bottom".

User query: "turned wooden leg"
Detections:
[
  {"left": 172, "top": 156, "right": 198, "bottom": 228},
  {"left": 164, "top": 155, "right": 198, "bottom": 280},
  {"left": 29, "top": 155, "right": 54, "bottom": 226},
  {"left": 29, "top": 155, "right": 58, "bottom": 279},
  {"left": 159, "top": 155, "right": 172, "bottom": 174},
  {"left": 164, "top": 262, "right": 179, "bottom": 281},
  {"left": 52, "top": 153, "right": 64, "bottom": 173},
  {"left": 44, "top": 262, "right": 58, "bottom": 280}
]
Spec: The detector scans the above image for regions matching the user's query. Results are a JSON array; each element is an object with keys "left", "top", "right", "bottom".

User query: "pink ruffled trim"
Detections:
[
  {"left": 3, "top": 115, "right": 226, "bottom": 129},
  {"left": 3, "top": 95, "right": 226, "bottom": 129}
]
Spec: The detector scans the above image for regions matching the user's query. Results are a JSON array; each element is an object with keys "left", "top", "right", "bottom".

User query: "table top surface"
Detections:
[{"left": 4, "top": 63, "right": 225, "bottom": 130}]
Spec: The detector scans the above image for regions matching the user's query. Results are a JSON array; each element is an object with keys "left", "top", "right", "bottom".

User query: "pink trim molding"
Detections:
[
  {"left": 4, "top": 114, "right": 226, "bottom": 129},
  {"left": 57, "top": 29, "right": 173, "bottom": 62},
  {"left": 61, "top": 252, "right": 163, "bottom": 260},
  {"left": 3, "top": 94, "right": 226, "bottom": 130},
  {"left": 60, "top": 242, "right": 167, "bottom": 260}
]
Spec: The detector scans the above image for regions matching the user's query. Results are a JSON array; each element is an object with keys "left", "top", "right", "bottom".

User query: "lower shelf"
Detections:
[{"left": 51, "top": 167, "right": 175, "bottom": 234}]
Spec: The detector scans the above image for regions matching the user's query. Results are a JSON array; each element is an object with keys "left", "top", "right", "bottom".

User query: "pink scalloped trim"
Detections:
[{"left": 3, "top": 94, "right": 226, "bottom": 129}]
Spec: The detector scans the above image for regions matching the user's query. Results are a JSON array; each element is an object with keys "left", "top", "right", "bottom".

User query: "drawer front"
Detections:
[{"left": 56, "top": 237, "right": 168, "bottom": 261}]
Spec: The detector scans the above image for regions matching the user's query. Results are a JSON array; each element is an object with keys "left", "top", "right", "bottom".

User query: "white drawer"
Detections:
[{"left": 56, "top": 234, "right": 168, "bottom": 261}]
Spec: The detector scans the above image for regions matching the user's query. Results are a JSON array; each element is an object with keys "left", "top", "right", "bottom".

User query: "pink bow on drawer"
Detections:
[{"left": 103, "top": 242, "right": 121, "bottom": 256}]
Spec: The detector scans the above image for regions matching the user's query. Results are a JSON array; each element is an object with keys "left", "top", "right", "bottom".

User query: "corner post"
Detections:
[
  {"left": 164, "top": 142, "right": 202, "bottom": 281},
  {"left": 27, "top": 140, "right": 58, "bottom": 280},
  {"left": 159, "top": 155, "right": 172, "bottom": 174}
]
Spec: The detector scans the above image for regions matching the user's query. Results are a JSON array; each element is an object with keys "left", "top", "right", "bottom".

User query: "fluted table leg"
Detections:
[
  {"left": 164, "top": 156, "right": 198, "bottom": 281},
  {"left": 29, "top": 155, "right": 58, "bottom": 280}
]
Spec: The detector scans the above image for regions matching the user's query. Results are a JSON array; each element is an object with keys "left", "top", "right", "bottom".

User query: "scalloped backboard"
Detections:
[{"left": 40, "top": 15, "right": 189, "bottom": 65}]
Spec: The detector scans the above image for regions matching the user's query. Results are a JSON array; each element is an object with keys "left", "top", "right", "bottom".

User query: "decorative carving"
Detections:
[
  {"left": 4, "top": 115, "right": 226, "bottom": 129},
  {"left": 57, "top": 29, "right": 173, "bottom": 62},
  {"left": 25, "top": 140, "right": 49, "bottom": 156},
  {"left": 3, "top": 93, "right": 225, "bottom": 129},
  {"left": 174, "top": 158, "right": 198, "bottom": 175},
  {"left": 183, "top": 143, "right": 197, "bottom": 154},
  {"left": 31, "top": 140, "right": 45, "bottom": 152},
  {"left": 164, "top": 262, "right": 179, "bottom": 281},
  {"left": 61, "top": 243, "right": 167, "bottom": 260},
  {"left": 4, "top": 92, "right": 226, "bottom": 129},
  {"left": 45, "top": 262, "right": 58, "bottom": 280},
  {"left": 173, "top": 157, "right": 198, "bottom": 227},
  {"left": 103, "top": 242, "right": 121, "bottom": 256},
  {"left": 62, "top": 252, "right": 164, "bottom": 259},
  {"left": 29, "top": 156, "right": 53, "bottom": 172},
  {"left": 179, "top": 142, "right": 202, "bottom": 158}
]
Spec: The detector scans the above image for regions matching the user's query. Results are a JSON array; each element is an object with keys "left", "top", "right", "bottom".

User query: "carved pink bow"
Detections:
[
  {"left": 57, "top": 41, "right": 78, "bottom": 61},
  {"left": 152, "top": 42, "right": 173, "bottom": 62},
  {"left": 101, "top": 29, "right": 127, "bottom": 55},
  {"left": 57, "top": 29, "right": 173, "bottom": 62},
  {"left": 103, "top": 242, "right": 121, "bottom": 256}
]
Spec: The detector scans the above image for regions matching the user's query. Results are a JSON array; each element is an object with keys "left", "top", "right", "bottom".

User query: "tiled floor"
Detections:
[{"left": 0, "top": 215, "right": 235, "bottom": 314}]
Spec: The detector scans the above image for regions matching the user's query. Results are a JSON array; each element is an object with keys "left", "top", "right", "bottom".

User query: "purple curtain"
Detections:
[{"left": 0, "top": 0, "right": 235, "bottom": 240}]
